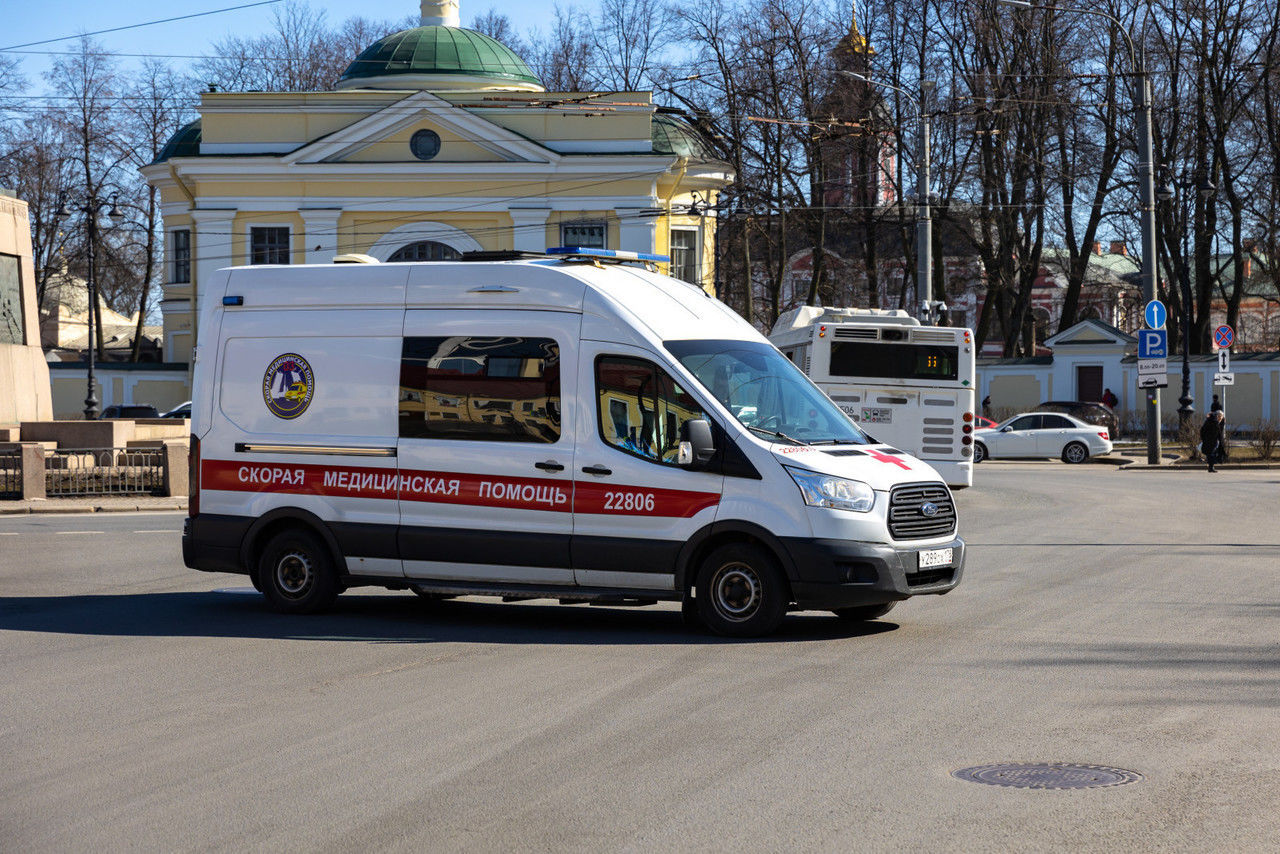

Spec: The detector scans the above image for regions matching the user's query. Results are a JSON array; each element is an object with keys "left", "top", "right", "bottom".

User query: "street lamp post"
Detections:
[
  {"left": 54, "top": 192, "right": 124, "bottom": 420},
  {"left": 836, "top": 70, "right": 936, "bottom": 322},
  {"left": 998, "top": 0, "right": 1161, "bottom": 464},
  {"left": 1156, "top": 176, "right": 1215, "bottom": 427}
]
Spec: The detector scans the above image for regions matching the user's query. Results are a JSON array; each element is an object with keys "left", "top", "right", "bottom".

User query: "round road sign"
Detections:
[
  {"left": 1144, "top": 300, "right": 1167, "bottom": 330},
  {"left": 1214, "top": 325, "right": 1235, "bottom": 349}
]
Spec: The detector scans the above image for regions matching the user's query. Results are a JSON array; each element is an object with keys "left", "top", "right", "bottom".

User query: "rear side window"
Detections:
[
  {"left": 399, "top": 336, "right": 560, "bottom": 443},
  {"left": 596, "top": 356, "right": 705, "bottom": 465}
]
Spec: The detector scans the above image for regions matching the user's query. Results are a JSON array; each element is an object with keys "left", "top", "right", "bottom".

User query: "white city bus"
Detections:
[{"left": 769, "top": 307, "right": 977, "bottom": 488}]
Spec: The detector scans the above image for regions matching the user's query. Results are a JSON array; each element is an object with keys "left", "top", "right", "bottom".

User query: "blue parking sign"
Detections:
[{"left": 1138, "top": 329, "right": 1167, "bottom": 359}]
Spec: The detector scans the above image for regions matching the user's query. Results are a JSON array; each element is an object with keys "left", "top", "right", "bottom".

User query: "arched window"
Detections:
[{"left": 387, "top": 241, "right": 462, "bottom": 262}]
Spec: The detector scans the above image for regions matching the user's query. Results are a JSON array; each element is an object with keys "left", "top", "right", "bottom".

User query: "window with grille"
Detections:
[
  {"left": 171, "top": 230, "right": 191, "bottom": 282},
  {"left": 562, "top": 223, "right": 606, "bottom": 248},
  {"left": 670, "top": 228, "right": 699, "bottom": 284},
  {"left": 387, "top": 241, "right": 462, "bottom": 262},
  {"left": 249, "top": 227, "right": 290, "bottom": 265}
]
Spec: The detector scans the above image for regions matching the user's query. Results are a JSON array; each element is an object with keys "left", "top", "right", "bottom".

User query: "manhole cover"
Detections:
[{"left": 953, "top": 763, "right": 1142, "bottom": 790}]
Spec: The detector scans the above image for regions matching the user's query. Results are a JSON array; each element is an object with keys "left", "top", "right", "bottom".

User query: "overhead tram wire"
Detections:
[{"left": 0, "top": 1, "right": 284, "bottom": 52}]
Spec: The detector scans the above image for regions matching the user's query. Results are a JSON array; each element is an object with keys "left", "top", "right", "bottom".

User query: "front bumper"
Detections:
[{"left": 783, "top": 535, "right": 965, "bottom": 610}]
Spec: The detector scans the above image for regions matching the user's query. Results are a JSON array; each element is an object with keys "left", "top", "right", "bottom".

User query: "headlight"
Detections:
[{"left": 784, "top": 466, "right": 875, "bottom": 512}]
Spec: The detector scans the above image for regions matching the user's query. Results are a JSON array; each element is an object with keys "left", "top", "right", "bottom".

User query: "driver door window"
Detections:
[{"left": 596, "top": 356, "right": 705, "bottom": 466}]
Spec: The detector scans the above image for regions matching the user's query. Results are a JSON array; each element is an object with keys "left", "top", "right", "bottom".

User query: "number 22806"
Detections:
[{"left": 603, "top": 491, "right": 656, "bottom": 512}]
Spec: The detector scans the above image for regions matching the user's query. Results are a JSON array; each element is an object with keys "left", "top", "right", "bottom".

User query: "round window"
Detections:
[{"left": 410, "top": 129, "right": 441, "bottom": 161}]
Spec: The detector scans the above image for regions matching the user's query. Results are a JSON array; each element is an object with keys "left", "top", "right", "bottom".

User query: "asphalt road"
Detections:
[{"left": 3, "top": 464, "right": 1279, "bottom": 852}]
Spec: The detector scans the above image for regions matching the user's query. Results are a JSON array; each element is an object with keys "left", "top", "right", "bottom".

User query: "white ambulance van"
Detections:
[{"left": 184, "top": 250, "right": 964, "bottom": 637}]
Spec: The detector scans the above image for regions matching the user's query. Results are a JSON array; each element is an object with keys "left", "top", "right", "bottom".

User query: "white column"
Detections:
[
  {"left": 508, "top": 208, "right": 551, "bottom": 253},
  {"left": 190, "top": 208, "right": 236, "bottom": 348},
  {"left": 301, "top": 209, "right": 343, "bottom": 264},
  {"left": 616, "top": 211, "right": 658, "bottom": 254}
]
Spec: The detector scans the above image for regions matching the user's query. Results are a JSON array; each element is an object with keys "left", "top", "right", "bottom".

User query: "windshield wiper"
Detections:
[
  {"left": 746, "top": 425, "right": 810, "bottom": 446},
  {"left": 808, "top": 438, "right": 865, "bottom": 446}
]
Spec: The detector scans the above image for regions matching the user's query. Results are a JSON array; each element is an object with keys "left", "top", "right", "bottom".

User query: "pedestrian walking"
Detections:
[
  {"left": 1210, "top": 394, "right": 1224, "bottom": 414},
  {"left": 1200, "top": 410, "right": 1225, "bottom": 472},
  {"left": 982, "top": 394, "right": 991, "bottom": 418},
  {"left": 1102, "top": 388, "right": 1118, "bottom": 409}
]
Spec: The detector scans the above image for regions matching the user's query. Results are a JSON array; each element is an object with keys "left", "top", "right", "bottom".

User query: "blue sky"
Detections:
[{"left": 4, "top": 1, "right": 567, "bottom": 92}]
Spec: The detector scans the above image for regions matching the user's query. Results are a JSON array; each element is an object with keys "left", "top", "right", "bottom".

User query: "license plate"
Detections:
[{"left": 917, "top": 548, "right": 953, "bottom": 570}]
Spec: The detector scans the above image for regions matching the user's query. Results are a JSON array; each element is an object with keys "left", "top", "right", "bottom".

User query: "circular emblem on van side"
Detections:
[
  {"left": 263, "top": 353, "right": 314, "bottom": 419},
  {"left": 920, "top": 502, "right": 939, "bottom": 517}
]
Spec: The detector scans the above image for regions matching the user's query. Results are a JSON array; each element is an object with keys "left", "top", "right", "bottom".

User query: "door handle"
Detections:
[
  {"left": 535, "top": 460, "right": 565, "bottom": 472},
  {"left": 581, "top": 465, "right": 613, "bottom": 476}
]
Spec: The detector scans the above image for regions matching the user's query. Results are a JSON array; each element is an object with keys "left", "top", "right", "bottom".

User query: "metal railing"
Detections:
[
  {"left": 44, "top": 447, "right": 165, "bottom": 497},
  {"left": 0, "top": 452, "right": 18, "bottom": 498}
]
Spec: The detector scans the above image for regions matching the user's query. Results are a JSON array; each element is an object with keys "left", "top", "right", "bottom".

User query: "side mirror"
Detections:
[
  {"left": 678, "top": 418, "right": 715, "bottom": 470},
  {"left": 1001, "top": 425, "right": 1013, "bottom": 433}
]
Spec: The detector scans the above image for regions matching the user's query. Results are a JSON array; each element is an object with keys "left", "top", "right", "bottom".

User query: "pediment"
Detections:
[
  {"left": 1044, "top": 318, "right": 1136, "bottom": 348},
  {"left": 282, "top": 90, "right": 553, "bottom": 166}
]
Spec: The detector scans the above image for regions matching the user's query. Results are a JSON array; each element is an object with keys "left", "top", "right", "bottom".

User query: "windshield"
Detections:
[{"left": 665, "top": 339, "right": 870, "bottom": 445}]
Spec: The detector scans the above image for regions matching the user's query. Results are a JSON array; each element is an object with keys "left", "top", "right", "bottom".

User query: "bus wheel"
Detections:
[
  {"left": 258, "top": 528, "right": 340, "bottom": 614},
  {"left": 696, "top": 543, "right": 787, "bottom": 637},
  {"left": 832, "top": 602, "right": 896, "bottom": 621},
  {"left": 1062, "top": 442, "right": 1089, "bottom": 464},
  {"left": 973, "top": 442, "right": 987, "bottom": 463}
]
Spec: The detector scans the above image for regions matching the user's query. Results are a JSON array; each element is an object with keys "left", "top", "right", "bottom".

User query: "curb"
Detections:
[{"left": 1, "top": 501, "right": 187, "bottom": 515}]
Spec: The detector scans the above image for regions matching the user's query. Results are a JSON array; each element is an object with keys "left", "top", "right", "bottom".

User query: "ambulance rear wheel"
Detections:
[
  {"left": 695, "top": 543, "right": 787, "bottom": 637},
  {"left": 259, "top": 528, "right": 340, "bottom": 614},
  {"left": 832, "top": 602, "right": 896, "bottom": 621}
]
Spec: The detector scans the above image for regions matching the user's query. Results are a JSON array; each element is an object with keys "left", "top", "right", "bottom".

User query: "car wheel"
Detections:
[
  {"left": 695, "top": 543, "right": 788, "bottom": 638},
  {"left": 258, "top": 528, "right": 340, "bottom": 614},
  {"left": 1062, "top": 441, "right": 1089, "bottom": 464},
  {"left": 973, "top": 442, "right": 987, "bottom": 463},
  {"left": 832, "top": 602, "right": 897, "bottom": 621}
]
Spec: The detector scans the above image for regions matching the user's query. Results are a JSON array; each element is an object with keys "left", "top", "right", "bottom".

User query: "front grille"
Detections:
[{"left": 888, "top": 482, "right": 956, "bottom": 540}]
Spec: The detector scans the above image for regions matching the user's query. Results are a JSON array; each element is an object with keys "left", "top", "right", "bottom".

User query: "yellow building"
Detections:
[{"left": 141, "top": 0, "right": 733, "bottom": 365}]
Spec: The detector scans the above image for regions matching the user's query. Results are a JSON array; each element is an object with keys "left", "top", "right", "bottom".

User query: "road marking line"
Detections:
[{"left": 0, "top": 532, "right": 18, "bottom": 536}]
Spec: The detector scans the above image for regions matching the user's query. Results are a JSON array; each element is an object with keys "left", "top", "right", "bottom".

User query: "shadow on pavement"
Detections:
[{"left": 0, "top": 591, "right": 899, "bottom": 645}]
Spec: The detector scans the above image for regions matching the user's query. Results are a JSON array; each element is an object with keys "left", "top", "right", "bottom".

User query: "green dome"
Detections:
[
  {"left": 153, "top": 119, "right": 201, "bottom": 164},
  {"left": 338, "top": 26, "right": 542, "bottom": 90},
  {"left": 652, "top": 112, "right": 716, "bottom": 159}
]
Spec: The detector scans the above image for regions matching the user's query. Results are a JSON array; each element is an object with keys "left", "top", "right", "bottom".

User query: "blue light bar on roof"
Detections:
[{"left": 547, "top": 246, "right": 671, "bottom": 264}]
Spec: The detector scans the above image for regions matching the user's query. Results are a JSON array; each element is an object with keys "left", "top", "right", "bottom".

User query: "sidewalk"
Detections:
[{"left": 0, "top": 496, "right": 188, "bottom": 515}]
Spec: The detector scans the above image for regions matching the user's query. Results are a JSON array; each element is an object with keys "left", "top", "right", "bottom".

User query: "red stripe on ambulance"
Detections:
[{"left": 201, "top": 459, "right": 718, "bottom": 518}]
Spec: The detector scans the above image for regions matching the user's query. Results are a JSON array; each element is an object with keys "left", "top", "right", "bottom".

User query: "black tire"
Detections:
[
  {"left": 1062, "top": 441, "right": 1089, "bottom": 464},
  {"left": 832, "top": 602, "right": 897, "bottom": 621},
  {"left": 248, "top": 566, "right": 264, "bottom": 593},
  {"left": 973, "top": 442, "right": 987, "bottom": 463},
  {"left": 695, "top": 543, "right": 788, "bottom": 637},
  {"left": 258, "top": 528, "right": 340, "bottom": 614}
]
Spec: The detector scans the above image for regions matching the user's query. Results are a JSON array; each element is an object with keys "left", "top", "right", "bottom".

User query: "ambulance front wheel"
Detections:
[
  {"left": 695, "top": 543, "right": 788, "bottom": 638},
  {"left": 258, "top": 527, "right": 340, "bottom": 614}
]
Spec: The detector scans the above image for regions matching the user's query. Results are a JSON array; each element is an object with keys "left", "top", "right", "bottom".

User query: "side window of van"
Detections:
[
  {"left": 596, "top": 356, "right": 705, "bottom": 465},
  {"left": 400, "top": 336, "right": 561, "bottom": 443}
]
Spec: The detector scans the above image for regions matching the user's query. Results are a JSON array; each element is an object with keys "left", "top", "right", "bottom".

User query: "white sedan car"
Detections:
[{"left": 973, "top": 411, "right": 1112, "bottom": 464}]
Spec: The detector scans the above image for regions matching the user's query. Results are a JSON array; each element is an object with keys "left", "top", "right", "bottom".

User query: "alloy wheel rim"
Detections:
[
  {"left": 712, "top": 562, "right": 762, "bottom": 622},
  {"left": 1066, "top": 444, "right": 1085, "bottom": 463}
]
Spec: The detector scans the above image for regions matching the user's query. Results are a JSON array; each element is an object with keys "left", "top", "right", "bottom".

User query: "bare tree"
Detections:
[{"left": 527, "top": 5, "right": 601, "bottom": 91}]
